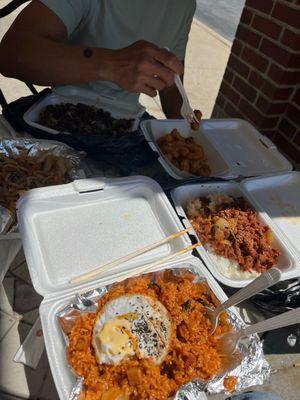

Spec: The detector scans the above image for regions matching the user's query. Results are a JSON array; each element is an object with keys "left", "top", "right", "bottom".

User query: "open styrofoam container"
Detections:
[
  {"left": 17, "top": 175, "right": 229, "bottom": 399},
  {"left": 171, "top": 172, "right": 300, "bottom": 288},
  {"left": 23, "top": 85, "right": 144, "bottom": 135},
  {"left": 141, "top": 119, "right": 292, "bottom": 180}
]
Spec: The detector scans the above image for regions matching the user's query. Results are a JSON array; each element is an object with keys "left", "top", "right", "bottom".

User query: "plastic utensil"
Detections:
[
  {"left": 163, "top": 46, "right": 199, "bottom": 126},
  {"left": 217, "top": 306, "right": 300, "bottom": 356},
  {"left": 207, "top": 268, "right": 281, "bottom": 334},
  {"left": 174, "top": 74, "right": 199, "bottom": 125}
]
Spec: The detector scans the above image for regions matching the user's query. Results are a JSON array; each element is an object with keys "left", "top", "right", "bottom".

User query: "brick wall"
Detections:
[{"left": 212, "top": 0, "right": 300, "bottom": 167}]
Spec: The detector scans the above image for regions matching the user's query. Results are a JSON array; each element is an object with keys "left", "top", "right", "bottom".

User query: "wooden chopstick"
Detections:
[
  {"left": 115, "top": 242, "right": 202, "bottom": 282},
  {"left": 70, "top": 227, "right": 193, "bottom": 284}
]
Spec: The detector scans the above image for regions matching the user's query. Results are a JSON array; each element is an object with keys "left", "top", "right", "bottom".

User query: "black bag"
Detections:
[{"left": 2, "top": 89, "right": 158, "bottom": 174}]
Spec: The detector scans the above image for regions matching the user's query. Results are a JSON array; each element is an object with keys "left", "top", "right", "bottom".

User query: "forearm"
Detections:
[
  {"left": 0, "top": 34, "right": 114, "bottom": 86},
  {"left": 159, "top": 84, "right": 183, "bottom": 119}
]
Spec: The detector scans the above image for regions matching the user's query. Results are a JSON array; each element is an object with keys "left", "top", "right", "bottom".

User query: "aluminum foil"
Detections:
[
  {"left": 57, "top": 267, "right": 270, "bottom": 399},
  {"left": 0, "top": 138, "right": 83, "bottom": 234}
]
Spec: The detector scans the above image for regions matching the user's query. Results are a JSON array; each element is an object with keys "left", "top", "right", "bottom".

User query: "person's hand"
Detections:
[{"left": 108, "top": 40, "right": 183, "bottom": 97}]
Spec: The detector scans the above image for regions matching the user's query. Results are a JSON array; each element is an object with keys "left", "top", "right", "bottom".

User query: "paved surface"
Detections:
[
  {"left": 0, "top": 3, "right": 299, "bottom": 400},
  {"left": 195, "top": 0, "right": 245, "bottom": 41}
]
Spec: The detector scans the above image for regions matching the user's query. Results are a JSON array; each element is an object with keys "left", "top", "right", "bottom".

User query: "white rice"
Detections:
[{"left": 206, "top": 245, "right": 260, "bottom": 280}]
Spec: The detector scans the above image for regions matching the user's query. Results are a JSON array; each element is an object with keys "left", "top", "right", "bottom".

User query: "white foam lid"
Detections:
[
  {"left": 141, "top": 119, "right": 292, "bottom": 180},
  {"left": 17, "top": 176, "right": 190, "bottom": 298},
  {"left": 241, "top": 172, "right": 300, "bottom": 265}
]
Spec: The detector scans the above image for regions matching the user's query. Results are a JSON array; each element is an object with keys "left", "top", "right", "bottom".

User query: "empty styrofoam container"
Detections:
[
  {"left": 141, "top": 119, "right": 292, "bottom": 180},
  {"left": 171, "top": 172, "right": 300, "bottom": 288}
]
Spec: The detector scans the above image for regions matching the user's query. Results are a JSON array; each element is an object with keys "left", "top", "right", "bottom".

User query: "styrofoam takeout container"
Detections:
[
  {"left": 141, "top": 119, "right": 292, "bottom": 180},
  {"left": 24, "top": 85, "right": 144, "bottom": 135},
  {"left": 171, "top": 171, "right": 300, "bottom": 288},
  {"left": 17, "top": 176, "right": 232, "bottom": 400}
]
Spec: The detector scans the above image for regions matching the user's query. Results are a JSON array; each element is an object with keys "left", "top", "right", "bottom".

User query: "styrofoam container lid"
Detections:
[
  {"left": 39, "top": 256, "right": 228, "bottom": 400},
  {"left": 141, "top": 119, "right": 292, "bottom": 180},
  {"left": 241, "top": 172, "right": 300, "bottom": 266},
  {"left": 171, "top": 179, "right": 298, "bottom": 288},
  {"left": 23, "top": 85, "right": 144, "bottom": 135},
  {"left": 17, "top": 176, "right": 191, "bottom": 297}
]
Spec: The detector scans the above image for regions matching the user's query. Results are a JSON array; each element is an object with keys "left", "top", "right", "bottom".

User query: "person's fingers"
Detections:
[
  {"left": 150, "top": 47, "right": 183, "bottom": 75},
  {"left": 146, "top": 60, "right": 174, "bottom": 87},
  {"left": 145, "top": 75, "right": 166, "bottom": 91},
  {"left": 141, "top": 84, "right": 157, "bottom": 97}
]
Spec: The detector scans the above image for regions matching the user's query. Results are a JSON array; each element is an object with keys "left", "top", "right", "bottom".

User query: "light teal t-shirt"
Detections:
[{"left": 41, "top": 0, "right": 196, "bottom": 116}]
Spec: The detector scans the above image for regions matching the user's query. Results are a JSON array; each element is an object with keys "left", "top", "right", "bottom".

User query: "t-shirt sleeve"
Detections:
[
  {"left": 40, "top": 0, "right": 90, "bottom": 37},
  {"left": 172, "top": 0, "right": 196, "bottom": 61}
]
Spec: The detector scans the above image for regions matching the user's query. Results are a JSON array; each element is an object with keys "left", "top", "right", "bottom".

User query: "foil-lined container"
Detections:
[
  {"left": 0, "top": 138, "right": 83, "bottom": 234},
  {"left": 57, "top": 267, "right": 270, "bottom": 399}
]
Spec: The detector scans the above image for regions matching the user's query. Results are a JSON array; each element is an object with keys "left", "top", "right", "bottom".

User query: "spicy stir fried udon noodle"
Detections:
[
  {"left": 0, "top": 148, "right": 74, "bottom": 228},
  {"left": 60, "top": 270, "right": 235, "bottom": 400}
]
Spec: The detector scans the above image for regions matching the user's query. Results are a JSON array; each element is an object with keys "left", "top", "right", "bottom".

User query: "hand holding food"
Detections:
[
  {"left": 157, "top": 128, "right": 211, "bottom": 176},
  {"left": 110, "top": 40, "right": 184, "bottom": 97}
]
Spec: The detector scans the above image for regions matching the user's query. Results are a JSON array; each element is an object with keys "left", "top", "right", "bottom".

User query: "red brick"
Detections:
[
  {"left": 220, "top": 81, "right": 241, "bottom": 105},
  {"left": 252, "top": 14, "right": 282, "bottom": 40},
  {"left": 281, "top": 29, "right": 300, "bottom": 52},
  {"left": 240, "top": 98, "right": 264, "bottom": 125},
  {"left": 260, "top": 130, "right": 275, "bottom": 140},
  {"left": 223, "top": 68, "right": 234, "bottom": 84},
  {"left": 247, "top": 0, "right": 273, "bottom": 14},
  {"left": 274, "top": 133, "right": 300, "bottom": 163},
  {"left": 286, "top": 104, "right": 300, "bottom": 125},
  {"left": 227, "top": 54, "right": 250, "bottom": 79},
  {"left": 294, "top": 133, "right": 300, "bottom": 148},
  {"left": 224, "top": 101, "right": 243, "bottom": 119},
  {"left": 233, "top": 75, "right": 257, "bottom": 103},
  {"left": 261, "top": 81, "right": 294, "bottom": 101},
  {"left": 240, "top": 7, "right": 253, "bottom": 25},
  {"left": 241, "top": 46, "right": 269, "bottom": 73},
  {"left": 268, "top": 63, "right": 300, "bottom": 85},
  {"left": 255, "top": 95, "right": 288, "bottom": 115},
  {"left": 272, "top": 3, "right": 300, "bottom": 30},
  {"left": 260, "top": 38, "right": 300, "bottom": 68},
  {"left": 279, "top": 118, "right": 297, "bottom": 138},
  {"left": 249, "top": 70, "right": 265, "bottom": 89},
  {"left": 293, "top": 88, "right": 300, "bottom": 106},
  {"left": 261, "top": 117, "right": 280, "bottom": 130},
  {"left": 216, "top": 93, "right": 226, "bottom": 109},
  {"left": 231, "top": 40, "right": 243, "bottom": 57},
  {"left": 236, "top": 24, "right": 262, "bottom": 48}
]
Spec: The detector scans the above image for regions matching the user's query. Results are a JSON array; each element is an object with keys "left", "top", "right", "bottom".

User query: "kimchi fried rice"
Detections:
[{"left": 65, "top": 270, "right": 232, "bottom": 400}]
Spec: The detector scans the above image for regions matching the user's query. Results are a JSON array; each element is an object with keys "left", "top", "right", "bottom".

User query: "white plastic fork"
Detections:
[
  {"left": 174, "top": 74, "right": 199, "bottom": 125},
  {"left": 206, "top": 268, "right": 281, "bottom": 334},
  {"left": 216, "top": 306, "right": 300, "bottom": 356}
]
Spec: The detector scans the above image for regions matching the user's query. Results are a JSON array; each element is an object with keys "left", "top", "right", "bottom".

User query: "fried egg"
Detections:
[{"left": 92, "top": 294, "right": 172, "bottom": 365}]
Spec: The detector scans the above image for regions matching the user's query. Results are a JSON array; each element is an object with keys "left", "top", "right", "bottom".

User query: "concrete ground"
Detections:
[{"left": 0, "top": 3, "right": 299, "bottom": 400}]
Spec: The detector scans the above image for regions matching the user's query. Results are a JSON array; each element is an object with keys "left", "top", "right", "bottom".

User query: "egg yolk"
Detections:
[{"left": 98, "top": 317, "right": 136, "bottom": 358}]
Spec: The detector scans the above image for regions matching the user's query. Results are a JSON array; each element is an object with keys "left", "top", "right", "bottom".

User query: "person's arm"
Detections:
[
  {"left": 0, "top": 1, "right": 183, "bottom": 97},
  {"left": 159, "top": 71, "right": 184, "bottom": 119}
]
